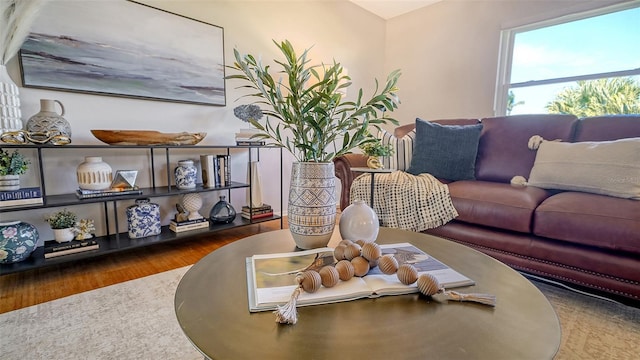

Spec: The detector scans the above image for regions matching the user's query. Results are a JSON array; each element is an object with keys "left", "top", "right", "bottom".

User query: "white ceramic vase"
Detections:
[
  {"left": 247, "top": 161, "right": 264, "bottom": 208},
  {"left": 0, "top": 65, "right": 23, "bottom": 133},
  {"left": 0, "top": 174, "right": 20, "bottom": 191},
  {"left": 53, "top": 227, "right": 76, "bottom": 243},
  {"left": 339, "top": 200, "right": 379, "bottom": 243},
  {"left": 25, "top": 99, "right": 72, "bottom": 138},
  {"left": 77, "top": 156, "right": 113, "bottom": 190},
  {"left": 288, "top": 162, "right": 337, "bottom": 249}
]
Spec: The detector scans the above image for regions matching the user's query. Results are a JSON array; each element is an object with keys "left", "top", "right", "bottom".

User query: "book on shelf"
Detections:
[
  {"left": 246, "top": 242, "right": 474, "bottom": 312},
  {"left": 169, "top": 220, "right": 210, "bottom": 233},
  {"left": 169, "top": 218, "right": 208, "bottom": 227},
  {"left": 44, "top": 239, "right": 100, "bottom": 259},
  {"left": 217, "top": 155, "right": 231, "bottom": 186},
  {"left": 0, "top": 197, "right": 44, "bottom": 208},
  {"left": 75, "top": 187, "right": 142, "bottom": 199},
  {"left": 241, "top": 211, "right": 274, "bottom": 220},
  {"left": 0, "top": 187, "right": 42, "bottom": 201},
  {"left": 241, "top": 204, "right": 272, "bottom": 213},
  {"left": 241, "top": 207, "right": 273, "bottom": 216},
  {"left": 236, "top": 140, "right": 266, "bottom": 146}
]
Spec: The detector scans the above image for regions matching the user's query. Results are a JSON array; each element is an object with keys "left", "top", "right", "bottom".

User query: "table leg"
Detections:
[{"left": 369, "top": 172, "right": 375, "bottom": 208}]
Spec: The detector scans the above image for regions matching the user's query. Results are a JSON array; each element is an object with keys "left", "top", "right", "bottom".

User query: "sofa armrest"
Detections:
[{"left": 334, "top": 154, "right": 368, "bottom": 210}]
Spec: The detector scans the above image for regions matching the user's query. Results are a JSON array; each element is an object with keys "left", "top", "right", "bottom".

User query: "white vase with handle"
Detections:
[{"left": 25, "top": 99, "right": 72, "bottom": 138}]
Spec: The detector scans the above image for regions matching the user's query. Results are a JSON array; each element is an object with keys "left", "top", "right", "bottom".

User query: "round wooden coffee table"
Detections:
[{"left": 175, "top": 228, "right": 560, "bottom": 359}]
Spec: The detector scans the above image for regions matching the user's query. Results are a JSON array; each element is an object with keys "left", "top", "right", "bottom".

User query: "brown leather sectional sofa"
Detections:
[{"left": 335, "top": 115, "right": 640, "bottom": 303}]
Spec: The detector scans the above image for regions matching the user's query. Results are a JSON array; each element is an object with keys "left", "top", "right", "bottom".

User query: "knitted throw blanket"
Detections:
[{"left": 349, "top": 171, "right": 459, "bottom": 232}]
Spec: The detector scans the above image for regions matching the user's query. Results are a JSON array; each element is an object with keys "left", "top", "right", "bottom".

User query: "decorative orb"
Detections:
[
  {"left": 417, "top": 274, "right": 441, "bottom": 296},
  {"left": 319, "top": 266, "right": 340, "bottom": 288},
  {"left": 397, "top": 264, "right": 419, "bottom": 285},
  {"left": 351, "top": 256, "right": 370, "bottom": 277},
  {"left": 297, "top": 271, "right": 322, "bottom": 293},
  {"left": 378, "top": 254, "right": 399, "bottom": 275},
  {"left": 335, "top": 260, "right": 355, "bottom": 281},
  {"left": 339, "top": 200, "right": 379, "bottom": 243}
]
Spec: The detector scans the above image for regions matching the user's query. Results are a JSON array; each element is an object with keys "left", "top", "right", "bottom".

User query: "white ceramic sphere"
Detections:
[{"left": 339, "top": 200, "right": 379, "bottom": 243}]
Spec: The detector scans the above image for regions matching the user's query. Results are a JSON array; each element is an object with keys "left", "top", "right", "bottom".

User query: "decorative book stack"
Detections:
[
  {"left": 241, "top": 204, "right": 273, "bottom": 220},
  {"left": 44, "top": 239, "right": 99, "bottom": 259},
  {"left": 0, "top": 187, "right": 43, "bottom": 207},
  {"left": 235, "top": 128, "right": 265, "bottom": 146},
  {"left": 75, "top": 187, "right": 142, "bottom": 199},
  {"left": 169, "top": 218, "right": 210, "bottom": 233}
]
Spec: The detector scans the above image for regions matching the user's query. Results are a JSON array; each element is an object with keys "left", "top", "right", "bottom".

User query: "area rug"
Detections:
[{"left": 1, "top": 267, "right": 638, "bottom": 359}]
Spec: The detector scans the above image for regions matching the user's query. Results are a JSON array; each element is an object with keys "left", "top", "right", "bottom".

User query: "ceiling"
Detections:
[{"left": 349, "top": 0, "right": 441, "bottom": 19}]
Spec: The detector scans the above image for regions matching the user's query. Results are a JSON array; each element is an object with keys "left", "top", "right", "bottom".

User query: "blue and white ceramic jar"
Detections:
[
  {"left": 0, "top": 220, "right": 39, "bottom": 264},
  {"left": 175, "top": 160, "right": 197, "bottom": 190},
  {"left": 126, "top": 198, "right": 161, "bottom": 239}
]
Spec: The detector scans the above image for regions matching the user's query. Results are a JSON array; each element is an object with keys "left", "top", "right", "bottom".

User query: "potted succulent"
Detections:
[
  {"left": 227, "top": 40, "right": 401, "bottom": 249},
  {"left": 0, "top": 148, "right": 30, "bottom": 190},
  {"left": 45, "top": 209, "right": 78, "bottom": 243},
  {"left": 359, "top": 135, "right": 395, "bottom": 169}
]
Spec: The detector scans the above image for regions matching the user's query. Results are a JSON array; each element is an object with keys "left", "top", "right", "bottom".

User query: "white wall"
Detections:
[
  {"left": 384, "top": 0, "right": 630, "bottom": 125},
  {"left": 5, "top": 0, "right": 386, "bottom": 240}
]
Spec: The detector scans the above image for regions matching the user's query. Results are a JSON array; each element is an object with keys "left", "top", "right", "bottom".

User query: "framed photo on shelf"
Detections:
[{"left": 18, "top": 0, "right": 225, "bottom": 106}]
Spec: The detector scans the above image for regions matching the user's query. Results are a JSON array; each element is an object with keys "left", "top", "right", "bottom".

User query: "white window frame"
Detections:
[{"left": 494, "top": 2, "right": 640, "bottom": 116}]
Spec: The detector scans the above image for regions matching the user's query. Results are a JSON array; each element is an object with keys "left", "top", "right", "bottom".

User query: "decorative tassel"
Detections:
[
  {"left": 417, "top": 273, "right": 496, "bottom": 307},
  {"left": 274, "top": 286, "right": 302, "bottom": 324},
  {"left": 443, "top": 291, "right": 497, "bottom": 306}
]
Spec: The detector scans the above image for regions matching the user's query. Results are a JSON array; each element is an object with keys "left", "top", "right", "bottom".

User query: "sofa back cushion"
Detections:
[
  {"left": 573, "top": 115, "right": 640, "bottom": 141},
  {"left": 475, "top": 114, "right": 578, "bottom": 183},
  {"left": 407, "top": 118, "right": 483, "bottom": 180}
]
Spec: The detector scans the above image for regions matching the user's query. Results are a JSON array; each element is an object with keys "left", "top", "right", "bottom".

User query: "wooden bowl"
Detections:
[{"left": 91, "top": 130, "right": 206, "bottom": 146}]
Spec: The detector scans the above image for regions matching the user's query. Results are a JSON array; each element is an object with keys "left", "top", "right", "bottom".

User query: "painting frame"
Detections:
[{"left": 18, "top": 0, "right": 226, "bottom": 106}]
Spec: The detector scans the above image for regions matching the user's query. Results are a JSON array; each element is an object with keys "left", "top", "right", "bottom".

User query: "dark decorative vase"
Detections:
[
  {"left": 209, "top": 196, "right": 236, "bottom": 224},
  {"left": 0, "top": 220, "right": 39, "bottom": 264}
]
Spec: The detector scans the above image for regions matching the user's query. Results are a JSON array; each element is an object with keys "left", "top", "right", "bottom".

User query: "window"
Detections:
[{"left": 495, "top": 4, "right": 640, "bottom": 116}]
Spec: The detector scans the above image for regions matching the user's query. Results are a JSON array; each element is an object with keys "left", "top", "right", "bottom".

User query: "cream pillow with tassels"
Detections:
[{"left": 511, "top": 136, "right": 640, "bottom": 200}]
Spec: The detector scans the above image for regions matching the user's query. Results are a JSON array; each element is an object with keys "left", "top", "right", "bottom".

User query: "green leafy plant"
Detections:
[
  {"left": 45, "top": 209, "right": 78, "bottom": 229},
  {"left": 0, "top": 148, "right": 30, "bottom": 175},
  {"left": 359, "top": 138, "right": 395, "bottom": 157},
  {"left": 226, "top": 40, "right": 401, "bottom": 162}
]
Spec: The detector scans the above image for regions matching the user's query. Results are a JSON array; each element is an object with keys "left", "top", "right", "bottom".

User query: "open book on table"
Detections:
[{"left": 246, "top": 242, "right": 474, "bottom": 312}]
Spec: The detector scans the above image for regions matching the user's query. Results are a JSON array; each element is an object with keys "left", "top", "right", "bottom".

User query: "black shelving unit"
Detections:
[{"left": 0, "top": 143, "right": 283, "bottom": 275}]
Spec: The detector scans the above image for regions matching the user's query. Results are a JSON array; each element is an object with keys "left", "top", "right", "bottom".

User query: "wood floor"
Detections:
[{"left": 0, "top": 220, "right": 285, "bottom": 314}]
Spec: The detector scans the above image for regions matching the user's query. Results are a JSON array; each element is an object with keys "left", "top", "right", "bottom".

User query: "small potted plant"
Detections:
[
  {"left": 0, "top": 149, "right": 30, "bottom": 191},
  {"left": 359, "top": 136, "right": 395, "bottom": 169},
  {"left": 45, "top": 209, "right": 78, "bottom": 243}
]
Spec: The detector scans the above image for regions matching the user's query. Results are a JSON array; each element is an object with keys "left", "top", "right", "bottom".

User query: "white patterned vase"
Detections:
[
  {"left": 175, "top": 160, "right": 197, "bottom": 190},
  {"left": 76, "top": 156, "right": 113, "bottom": 190},
  {"left": 25, "top": 99, "right": 72, "bottom": 138},
  {"left": 126, "top": 198, "right": 161, "bottom": 239},
  {"left": 0, "top": 174, "right": 20, "bottom": 191},
  {"left": 339, "top": 200, "right": 379, "bottom": 243},
  {"left": 287, "top": 162, "right": 337, "bottom": 249},
  {"left": 0, "top": 65, "right": 23, "bottom": 134}
]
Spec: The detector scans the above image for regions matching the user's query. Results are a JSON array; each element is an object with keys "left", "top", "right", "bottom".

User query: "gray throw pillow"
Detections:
[{"left": 406, "top": 118, "right": 483, "bottom": 180}]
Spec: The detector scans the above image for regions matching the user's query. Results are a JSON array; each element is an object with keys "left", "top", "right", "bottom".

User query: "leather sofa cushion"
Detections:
[
  {"left": 534, "top": 192, "right": 640, "bottom": 255},
  {"left": 475, "top": 114, "right": 578, "bottom": 183},
  {"left": 573, "top": 115, "right": 640, "bottom": 141},
  {"left": 448, "top": 180, "right": 552, "bottom": 233}
]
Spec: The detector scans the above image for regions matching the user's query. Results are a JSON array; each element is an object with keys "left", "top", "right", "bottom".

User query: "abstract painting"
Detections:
[{"left": 19, "top": 1, "right": 225, "bottom": 106}]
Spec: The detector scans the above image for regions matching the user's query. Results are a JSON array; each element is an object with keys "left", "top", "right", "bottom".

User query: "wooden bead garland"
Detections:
[{"left": 274, "top": 239, "right": 496, "bottom": 324}]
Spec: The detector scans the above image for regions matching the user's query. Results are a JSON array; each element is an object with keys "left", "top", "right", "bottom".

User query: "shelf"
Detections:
[
  {"left": 0, "top": 143, "right": 284, "bottom": 274},
  {"left": 0, "top": 215, "right": 282, "bottom": 275}
]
